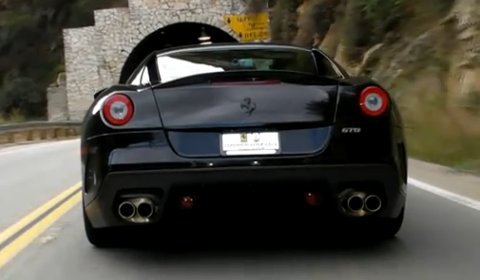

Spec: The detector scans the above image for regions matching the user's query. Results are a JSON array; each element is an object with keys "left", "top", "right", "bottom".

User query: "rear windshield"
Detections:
[{"left": 155, "top": 48, "right": 318, "bottom": 84}]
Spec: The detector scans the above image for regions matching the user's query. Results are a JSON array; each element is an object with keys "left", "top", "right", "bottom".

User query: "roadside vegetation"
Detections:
[{"left": 0, "top": 108, "right": 25, "bottom": 124}]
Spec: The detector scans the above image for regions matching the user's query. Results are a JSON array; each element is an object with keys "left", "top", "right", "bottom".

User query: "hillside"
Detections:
[{"left": 268, "top": 0, "right": 480, "bottom": 172}]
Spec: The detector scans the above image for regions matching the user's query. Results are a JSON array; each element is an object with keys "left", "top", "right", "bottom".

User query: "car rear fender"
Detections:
[
  {"left": 329, "top": 77, "right": 405, "bottom": 167},
  {"left": 81, "top": 86, "right": 163, "bottom": 141}
]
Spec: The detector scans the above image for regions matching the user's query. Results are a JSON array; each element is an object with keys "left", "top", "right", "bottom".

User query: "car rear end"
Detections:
[{"left": 81, "top": 45, "right": 407, "bottom": 237}]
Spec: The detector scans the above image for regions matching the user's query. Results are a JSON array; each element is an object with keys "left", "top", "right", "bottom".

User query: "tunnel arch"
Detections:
[{"left": 119, "top": 22, "right": 239, "bottom": 83}]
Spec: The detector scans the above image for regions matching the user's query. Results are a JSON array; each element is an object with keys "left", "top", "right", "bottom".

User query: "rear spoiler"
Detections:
[{"left": 151, "top": 70, "right": 341, "bottom": 90}]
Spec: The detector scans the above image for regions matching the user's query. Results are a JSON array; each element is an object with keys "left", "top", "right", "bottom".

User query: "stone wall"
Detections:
[
  {"left": 47, "top": 73, "right": 68, "bottom": 121},
  {"left": 63, "top": 26, "right": 100, "bottom": 121},
  {"left": 62, "top": 0, "right": 251, "bottom": 121}
]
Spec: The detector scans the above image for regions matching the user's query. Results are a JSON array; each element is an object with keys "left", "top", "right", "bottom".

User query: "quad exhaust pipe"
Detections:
[
  {"left": 117, "top": 196, "right": 157, "bottom": 223},
  {"left": 137, "top": 200, "right": 154, "bottom": 219},
  {"left": 346, "top": 193, "right": 365, "bottom": 212},
  {"left": 339, "top": 189, "right": 383, "bottom": 215},
  {"left": 364, "top": 195, "right": 382, "bottom": 213},
  {"left": 118, "top": 201, "right": 136, "bottom": 220}
]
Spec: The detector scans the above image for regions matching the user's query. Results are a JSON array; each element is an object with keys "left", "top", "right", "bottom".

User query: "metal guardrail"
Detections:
[
  {"left": 0, "top": 121, "right": 82, "bottom": 132},
  {"left": 0, "top": 121, "right": 82, "bottom": 145}
]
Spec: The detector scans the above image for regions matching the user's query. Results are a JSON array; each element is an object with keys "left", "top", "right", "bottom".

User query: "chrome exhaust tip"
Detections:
[
  {"left": 346, "top": 194, "right": 365, "bottom": 212},
  {"left": 364, "top": 195, "right": 382, "bottom": 213},
  {"left": 118, "top": 201, "right": 136, "bottom": 220},
  {"left": 117, "top": 195, "right": 158, "bottom": 223},
  {"left": 137, "top": 200, "right": 154, "bottom": 219}
]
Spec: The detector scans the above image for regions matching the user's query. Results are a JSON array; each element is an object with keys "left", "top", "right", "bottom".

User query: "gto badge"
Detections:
[{"left": 341, "top": 127, "right": 362, "bottom": 134}]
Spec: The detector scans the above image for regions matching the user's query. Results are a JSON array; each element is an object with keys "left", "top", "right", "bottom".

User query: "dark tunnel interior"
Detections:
[{"left": 119, "top": 22, "right": 238, "bottom": 83}]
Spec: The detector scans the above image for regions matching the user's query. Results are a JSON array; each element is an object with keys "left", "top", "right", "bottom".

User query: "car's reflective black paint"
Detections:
[{"left": 80, "top": 43, "right": 407, "bottom": 246}]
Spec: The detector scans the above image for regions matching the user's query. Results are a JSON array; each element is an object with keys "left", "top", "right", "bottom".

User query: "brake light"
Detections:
[
  {"left": 211, "top": 78, "right": 281, "bottom": 85},
  {"left": 102, "top": 93, "right": 134, "bottom": 126},
  {"left": 359, "top": 86, "right": 389, "bottom": 116}
]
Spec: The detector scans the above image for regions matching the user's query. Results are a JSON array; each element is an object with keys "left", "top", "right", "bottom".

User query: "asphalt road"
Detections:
[
  {"left": 0, "top": 140, "right": 80, "bottom": 231},
  {"left": 1, "top": 140, "right": 480, "bottom": 280}
]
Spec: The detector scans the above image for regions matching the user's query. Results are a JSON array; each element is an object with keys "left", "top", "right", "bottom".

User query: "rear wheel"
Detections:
[
  {"left": 372, "top": 207, "right": 405, "bottom": 239},
  {"left": 83, "top": 208, "right": 119, "bottom": 248},
  {"left": 83, "top": 207, "right": 157, "bottom": 248}
]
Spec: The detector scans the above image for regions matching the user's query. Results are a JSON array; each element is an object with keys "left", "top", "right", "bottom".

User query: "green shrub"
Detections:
[
  {"left": 0, "top": 75, "right": 44, "bottom": 118},
  {"left": 8, "top": 108, "right": 26, "bottom": 122}
]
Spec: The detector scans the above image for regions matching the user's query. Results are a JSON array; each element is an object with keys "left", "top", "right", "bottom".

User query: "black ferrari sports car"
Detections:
[{"left": 80, "top": 43, "right": 408, "bottom": 247}]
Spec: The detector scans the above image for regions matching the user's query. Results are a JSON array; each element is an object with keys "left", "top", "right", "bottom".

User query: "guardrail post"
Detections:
[{"left": 0, "top": 121, "right": 82, "bottom": 145}]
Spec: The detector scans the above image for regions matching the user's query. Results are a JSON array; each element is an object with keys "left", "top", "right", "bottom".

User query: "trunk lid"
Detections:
[
  {"left": 150, "top": 73, "right": 339, "bottom": 158},
  {"left": 152, "top": 78, "right": 338, "bottom": 130}
]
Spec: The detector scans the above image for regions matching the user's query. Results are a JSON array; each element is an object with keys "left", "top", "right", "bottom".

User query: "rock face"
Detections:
[
  {"left": 294, "top": 0, "right": 342, "bottom": 47},
  {"left": 449, "top": 0, "right": 480, "bottom": 102},
  {"left": 62, "top": 0, "right": 249, "bottom": 121},
  {"left": 308, "top": 0, "right": 480, "bottom": 107}
]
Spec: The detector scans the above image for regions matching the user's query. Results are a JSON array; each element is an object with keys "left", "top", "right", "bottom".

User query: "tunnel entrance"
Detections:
[{"left": 119, "top": 22, "right": 238, "bottom": 83}]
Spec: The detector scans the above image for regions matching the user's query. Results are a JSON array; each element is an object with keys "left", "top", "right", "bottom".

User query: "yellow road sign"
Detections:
[{"left": 224, "top": 12, "right": 271, "bottom": 42}]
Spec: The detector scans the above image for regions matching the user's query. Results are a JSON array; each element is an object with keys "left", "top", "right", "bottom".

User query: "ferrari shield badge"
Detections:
[{"left": 240, "top": 133, "right": 248, "bottom": 143}]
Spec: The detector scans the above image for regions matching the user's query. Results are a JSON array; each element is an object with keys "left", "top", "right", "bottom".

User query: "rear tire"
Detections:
[
  {"left": 83, "top": 208, "right": 118, "bottom": 248},
  {"left": 373, "top": 207, "right": 405, "bottom": 239}
]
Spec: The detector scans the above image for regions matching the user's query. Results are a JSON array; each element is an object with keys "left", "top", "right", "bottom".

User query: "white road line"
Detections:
[{"left": 408, "top": 177, "right": 480, "bottom": 211}]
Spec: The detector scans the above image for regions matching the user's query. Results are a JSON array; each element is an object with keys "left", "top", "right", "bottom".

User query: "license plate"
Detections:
[{"left": 221, "top": 132, "right": 280, "bottom": 156}]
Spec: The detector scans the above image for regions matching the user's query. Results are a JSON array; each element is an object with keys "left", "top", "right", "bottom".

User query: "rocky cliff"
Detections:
[{"left": 267, "top": 0, "right": 480, "bottom": 171}]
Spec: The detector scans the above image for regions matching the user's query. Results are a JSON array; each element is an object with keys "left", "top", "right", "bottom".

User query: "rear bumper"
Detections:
[{"left": 84, "top": 164, "right": 407, "bottom": 229}]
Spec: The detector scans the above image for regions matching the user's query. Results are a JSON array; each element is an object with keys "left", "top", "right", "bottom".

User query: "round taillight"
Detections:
[
  {"left": 102, "top": 94, "right": 134, "bottom": 126},
  {"left": 359, "top": 86, "right": 389, "bottom": 117}
]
